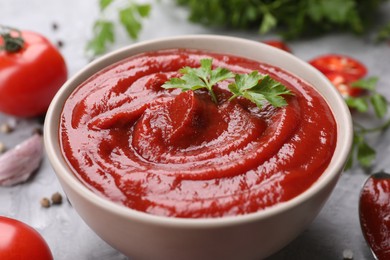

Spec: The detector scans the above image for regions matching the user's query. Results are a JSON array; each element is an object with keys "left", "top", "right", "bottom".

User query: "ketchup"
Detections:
[
  {"left": 360, "top": 173, "right": 390, "bottom": 260},
  {"left": 60, "top": 49, "right": 337, "bottom": 218}
]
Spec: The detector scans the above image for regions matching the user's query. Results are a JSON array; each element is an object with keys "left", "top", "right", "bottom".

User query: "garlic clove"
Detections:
[{"left": 0, "top": 134, "right": 44, "bottom": 186}]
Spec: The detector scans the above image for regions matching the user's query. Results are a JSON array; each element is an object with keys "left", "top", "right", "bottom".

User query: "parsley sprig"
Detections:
[
  {"left": 162, "top": 59, "right": 235, "bottom": 103},
  {"left": 344, "top": 77, "right": 390, "bottom": 170},
  {"left": 228, "top": 71, "right": 292, "bottom": 108},
  {"left": 345, "top": 77, "right": 387, "bottom": 118},
  {"left": 162, "top": 58, "right": 292, "bottom": 108},
  {"left": 86, "top": 0, "right": 151, "bottom": 57}
]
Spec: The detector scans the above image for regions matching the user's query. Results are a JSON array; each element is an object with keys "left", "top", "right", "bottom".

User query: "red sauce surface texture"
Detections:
[
  {"left": 360, "top": 175, "right": 390, "bottom": 259},
  {"left": 60, "top": 49, "right": 337, "bottom": 218}
]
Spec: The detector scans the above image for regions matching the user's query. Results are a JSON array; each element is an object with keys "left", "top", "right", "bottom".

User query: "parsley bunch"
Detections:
[
  {"left": 88, "top": 0, "right": 390, "bottom": 57},
  {"left": 162, "top": 59, "right": 235, "bottom": 103},
  {"left": 162, "top": 58, "right": 292, "bottom": 108},
  {"left": 176, "top": 0, "right": 389, "bottom": 39}
]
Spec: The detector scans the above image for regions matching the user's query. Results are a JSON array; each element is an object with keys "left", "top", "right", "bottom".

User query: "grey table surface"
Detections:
[{"left": 1, "top": 0, "right": 390, "bottom": 259}]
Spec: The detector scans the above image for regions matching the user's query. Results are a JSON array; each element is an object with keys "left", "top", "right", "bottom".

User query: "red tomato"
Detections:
[
  {"left": 0, "top": 216, "right": 53, "bottom": 259},
  {"left": 262, "top": 40, "right": 291, "bottom": 52},
  {"left": 309, "top": 54, "right": 367, "bottom": 97},
  {"left": 0, "top": 30, "right": 67, "bottom": 117}
]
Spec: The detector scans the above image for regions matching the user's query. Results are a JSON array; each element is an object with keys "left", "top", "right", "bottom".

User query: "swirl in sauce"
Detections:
[{"left": 60, "top": 49, "right": 337, "bottom": 218}]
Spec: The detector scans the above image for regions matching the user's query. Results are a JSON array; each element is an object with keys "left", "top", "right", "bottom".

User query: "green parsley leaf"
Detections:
[
  {"left": 259, "top": 11, "right": 277, "bottom": 34},
  {"left": 99, "top": 0, "right": 113, "bottom": 11},
  {"left": 345, "top": 97, "right": 369, "bottom": 113},
  {"left": 347, "top": 77, "right": 390, "bottom": 169},
  {"left": 347, "top": 132, "right": 376, "bottom": 170},
  {"left": 86, "top": 20, "right": 115, "bottom": 56},
  {"left": 319, "top": 0, "right": 355, "bottom": 24},
  {"left": 377, "top": 22, "right": 390, "bottom": 42},
  {"left": 86, "top": 1, "right": 151, "bottom": 58},
  {"left": 229, "top": 72, "right": 292, "bottom": 109},
  {"left": 163, "top": 58, "right": 234, "bottom": 103},
  {"left": 162, "top": 58, "right": 291, "bottom": 108},
  {"left": 344, "top": 145, "right": 354, "bottom": 170},
  {"left": 119, "top": 6, "right": 141, "bottom": 40},
  {"left": 357, "top": 136, "right": 376, "bottom": 167},
  {"left": 351, "top": 77, "right": 378, "bottom": 91},
  {"left": 370, "top": 93, "right": 388, "bottom": 118},
  {"left": 136, "top": 4, "right": 151, "bottom": 17},
  {"left": 346, "top": 77, "right": 388, "bottom": 118}
]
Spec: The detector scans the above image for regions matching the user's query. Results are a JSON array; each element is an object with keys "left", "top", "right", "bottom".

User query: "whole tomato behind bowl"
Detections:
[
  {"left": 0, "top": 28, "right": 67, "bottom": 117},
  {"left": 0, "top": 216, "right": 53, "bottom": 260},
  {"left": 262, "top": 40, "right": 292, "bottom": 52}
]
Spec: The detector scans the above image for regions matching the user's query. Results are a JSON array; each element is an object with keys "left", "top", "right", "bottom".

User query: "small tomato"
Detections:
[
  {"left": 0, "top": 27, "right": 67, "bottom": 117},
  {"left": 0, "top": 216, "right": 53, "bottom": 260}
]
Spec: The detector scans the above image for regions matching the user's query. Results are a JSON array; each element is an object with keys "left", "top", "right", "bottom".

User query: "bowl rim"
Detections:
[{"left": 44, "top": 34, "right": 353, "bottom": 228}]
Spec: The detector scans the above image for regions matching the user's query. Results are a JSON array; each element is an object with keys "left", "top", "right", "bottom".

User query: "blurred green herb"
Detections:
[
  {"left": 346, "top": 77, "right": 388, "bottom": 118},
  {"left": 87, "top": 0, "right": 151, "bottom": 57},
  {"left": 89, "top": 0, "right": 390, "bottom": 57},
  {"left": 162, "top": 58, "right": 292, "bottom": 108},
  {"left": 176, "top": 0, "right": 389, "bottom": 39},
  {"left": 344, "top": 77, "right": 390, "bottom": 170},
  {"left": 377, "top": 22, "right": 390, "bottom": 41}
]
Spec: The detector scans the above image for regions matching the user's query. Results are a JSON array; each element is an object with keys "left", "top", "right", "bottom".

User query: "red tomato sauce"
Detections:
[
  {"left": 359, "top": 175, "right": 390, "bottom": 259},
  {"left": 60, "top": 49, "right": 337, "bottom": 218}
]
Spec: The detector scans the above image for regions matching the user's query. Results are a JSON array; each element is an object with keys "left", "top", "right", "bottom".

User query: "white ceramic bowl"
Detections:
[{"left": 44, "top": 35, "right": 353, "bottom": 260}]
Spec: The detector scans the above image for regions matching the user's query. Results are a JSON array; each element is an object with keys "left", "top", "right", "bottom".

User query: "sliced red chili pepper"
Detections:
[
  {"left": 325, "top": 72, "right": 364, "bottom": 97},
  {"left": 309, "top": 54, "right": 367, "bottom": 80},
  {"left": 309, "top": 54, "right": 367, "bottom": 97}
]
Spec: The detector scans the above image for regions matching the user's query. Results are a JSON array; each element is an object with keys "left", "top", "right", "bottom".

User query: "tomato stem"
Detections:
[{"left": 0, "top": 25, "right": 25, "bottom": 53}]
